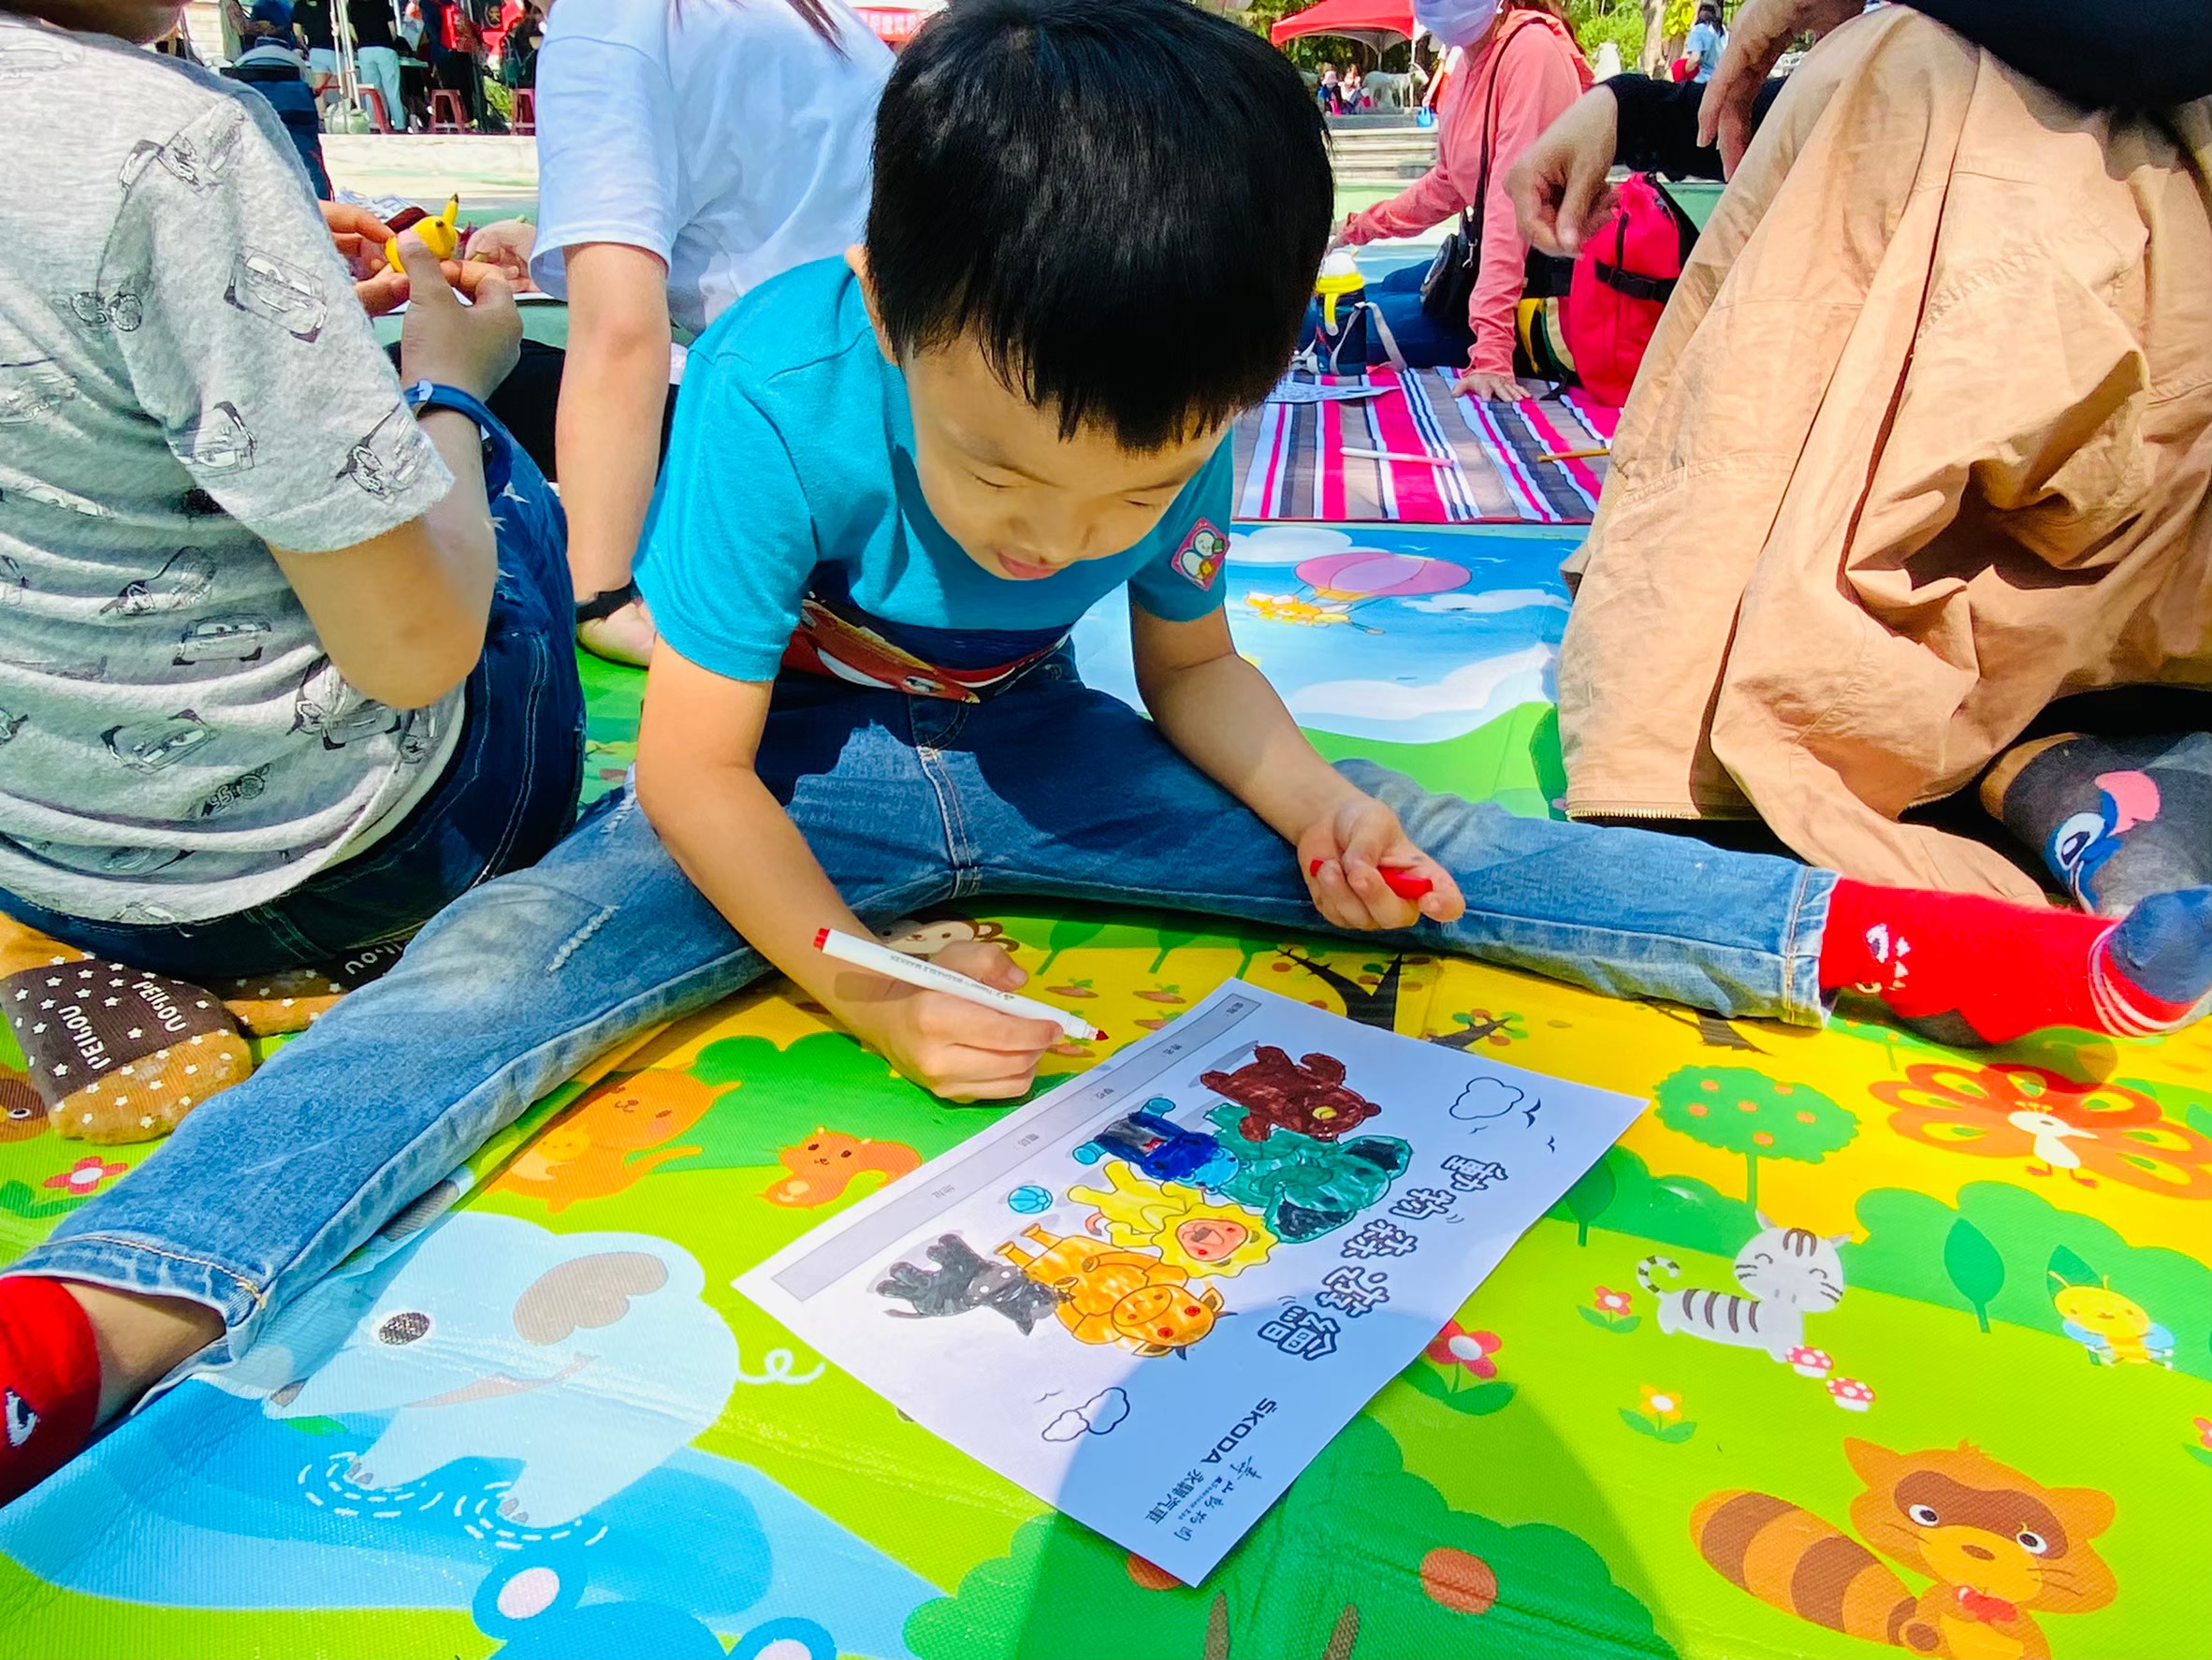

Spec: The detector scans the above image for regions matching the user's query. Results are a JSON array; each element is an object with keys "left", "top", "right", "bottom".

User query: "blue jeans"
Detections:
[
  {"left": 7, "top": 658, "right": 1832, "bottom": 1359},
  {"left": 1303, "top": 262, "right": 1476, "bottom": 371},
  {"left": 0, "top": 424, "right": 583, "bottom": 981}
]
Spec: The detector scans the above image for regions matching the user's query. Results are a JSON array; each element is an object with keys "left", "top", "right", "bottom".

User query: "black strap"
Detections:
[
  {"left": 575, "top": 580, "right": 640, "bottom": 625},
  {"left": 1592, "top": 260, "right": 1677, "bottom": 303}
]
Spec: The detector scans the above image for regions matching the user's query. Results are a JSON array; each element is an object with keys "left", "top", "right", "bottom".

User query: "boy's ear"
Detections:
[{"left": 844, "top": 244, "right": 898, "bottom": 367}]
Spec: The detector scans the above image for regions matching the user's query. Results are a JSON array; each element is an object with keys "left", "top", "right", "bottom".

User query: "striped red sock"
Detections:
[
  {"left": 1818, "top": 881, "right": 2211, "bottom": 1043},
  {"left": 0, "top": 1275, "right": 100, "bottom": 1507}
]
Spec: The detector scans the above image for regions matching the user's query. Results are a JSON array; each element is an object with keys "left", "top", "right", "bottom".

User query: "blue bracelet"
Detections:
[{"left": 401, "top": 379, "right": 514, "bottom": 501}]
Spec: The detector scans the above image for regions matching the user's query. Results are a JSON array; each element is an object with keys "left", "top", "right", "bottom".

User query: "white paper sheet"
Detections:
[{"left": 738, "top": 981, "right": 1643, "bottom": 1582}]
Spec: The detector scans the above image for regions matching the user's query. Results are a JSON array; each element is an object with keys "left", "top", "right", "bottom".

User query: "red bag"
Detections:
[{"left": 1561, "top": 173, "right": 1691, "bottom": 409}]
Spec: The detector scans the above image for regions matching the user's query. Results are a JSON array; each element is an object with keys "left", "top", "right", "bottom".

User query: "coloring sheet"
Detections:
[{"left": 738, "top": 981, "right": 1645, "bottom": 1583}]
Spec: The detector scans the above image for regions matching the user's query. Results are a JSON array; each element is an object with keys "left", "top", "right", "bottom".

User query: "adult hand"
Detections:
[
  {"left": 1506, "top": 86, "right": 1620, "bottom": 257},
  {"left": 322, "top": 201, "right": 412, "bottom": 315},
  {"left": 394, "top": 235, "right": 519, "bottom": 401},
  {"left": 1324, "top": 212, "right": 1361, "bottom": 255},
  {"left": 1299, "top": 793, "right": 1464, "bottom": 931},
  {"left": 839, "top": 939, "right": 1060, "bottom": 1102},
  {"left": 463, "top": 218, "right": 537, "bottom": 288},
  {"left": 1450, "top": 368, "right": 1530, "bottom": 402},
  {"left": 1698, "top": 0, "right": 1860, "bottom": 177}
]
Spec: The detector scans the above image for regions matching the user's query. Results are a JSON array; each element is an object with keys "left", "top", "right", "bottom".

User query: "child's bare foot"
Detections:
[
  {"left": 0, "top": 1277, "right": 219, "bottom": 1503},
  {"left": 577, "top": 595, "right": 657, "bottom": 668}
]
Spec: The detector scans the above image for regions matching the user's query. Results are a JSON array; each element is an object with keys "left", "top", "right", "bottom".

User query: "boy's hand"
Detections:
[
  {"left": 395, "top": 236, "right": 519, "bottom": 401},
  {"left": 1300, "top": 794, "right": 1465, "bottom": 931},
  {"left": 836, "top": 939, "right": 1060, "bottom": 1103},
  {"left": 322, "top": 201, "right": 412, "bottom": 315}
]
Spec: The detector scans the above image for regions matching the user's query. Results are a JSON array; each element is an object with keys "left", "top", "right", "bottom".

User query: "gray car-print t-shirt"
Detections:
[{"left": 0, "top": 16, "right": 460, "bottom": 925}]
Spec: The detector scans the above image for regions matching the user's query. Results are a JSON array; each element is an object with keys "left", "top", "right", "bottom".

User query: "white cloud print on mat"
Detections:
[
  {"left": 1041, "top": 1387, "right": 1131, "bottom": 1443},
  {"left": 1229, "top": 525, "right": 1359, "bottom": 565},
  {"left": 1288, "top": 642, "right": 1556, "bottom": 745}
]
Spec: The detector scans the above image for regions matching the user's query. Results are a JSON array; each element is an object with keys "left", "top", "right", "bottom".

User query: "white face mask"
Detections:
[{"left": 1413, "top": 0, "right": 1501, "bottom": 50}]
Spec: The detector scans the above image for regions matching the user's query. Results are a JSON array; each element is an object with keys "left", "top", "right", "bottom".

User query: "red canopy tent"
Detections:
[
  {"left": 852, "top": 2, "right": 944, "bottom": 49},
  {"left": 1267, "top": 0, "right": 1418, "bottom": 52}
]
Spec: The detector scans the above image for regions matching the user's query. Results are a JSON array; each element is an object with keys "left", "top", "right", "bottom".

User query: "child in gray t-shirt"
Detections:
[{"left": 0, "top": 0, "right": 589, "bottom": 1507}]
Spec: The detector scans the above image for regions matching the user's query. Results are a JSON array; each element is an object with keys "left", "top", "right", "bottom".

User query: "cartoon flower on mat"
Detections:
[
  {"left": 1579, "top": 1284, "right": 1641, "bottom": 1333},
  {"left": 1871, "top": 1063, "right": 2212, "bottom": 1200},
  {"left": 1425, "top": 1321, "right": 1501, "bottom": 1378},
  {"left": 43, "top": 1155, "right": 126, "bottom": 1196},
  {"left": 1620, "top": 1385, "right": 1695, "bottom": 1443}
]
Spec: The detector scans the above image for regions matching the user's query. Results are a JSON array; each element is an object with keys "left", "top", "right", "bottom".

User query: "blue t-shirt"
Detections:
[
  {"left": 1683, "top": 22, "right": 1724, "bottom": 81},
  {"left": 637, "top": 258, "right": 1232, "bottom": 700}
]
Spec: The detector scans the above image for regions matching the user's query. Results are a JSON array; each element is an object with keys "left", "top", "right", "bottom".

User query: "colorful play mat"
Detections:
[{"left": 2, "top": 522, "right": 2205, "bottom": 1660}]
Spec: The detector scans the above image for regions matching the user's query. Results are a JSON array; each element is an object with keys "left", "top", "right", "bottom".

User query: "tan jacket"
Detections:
[{"left": 1559, "top": 8, "right": 2211, "bottom": 901}]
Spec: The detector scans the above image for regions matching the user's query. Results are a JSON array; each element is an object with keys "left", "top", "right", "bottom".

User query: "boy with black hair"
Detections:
[{"left": 4, "top": 0, "right": 2204, "bottom": 1506}]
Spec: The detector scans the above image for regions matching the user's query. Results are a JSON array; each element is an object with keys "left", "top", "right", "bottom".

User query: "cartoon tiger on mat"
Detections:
[{"left": 1692, "top": 1438, "right": 2116, "bottom": 1660}]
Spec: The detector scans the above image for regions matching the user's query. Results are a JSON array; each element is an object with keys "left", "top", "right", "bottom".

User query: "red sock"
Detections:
[
  {"left": 1818, "top": 879, "right": 2203, "bottom": 1043},
  {"left": 0, "top": 1275, "right": 101, "bottom": 1507}
]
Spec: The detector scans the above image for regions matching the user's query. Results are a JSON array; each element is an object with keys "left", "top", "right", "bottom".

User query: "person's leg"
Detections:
[
  {"left": 950, "top": 668, "right": 2208, "bottom": 1037},
  {"left": 360, "top": 45, "right": 403, "bottom": 131},
  {"left": 0, "top": 681, "right": 955, "bottom": 1498},
  {"left": 939, "top": 666, "right": 1830, "bottom": 1024},
  {"left": 1364, "top": 261, "right": 1477, "bottom": 371}
]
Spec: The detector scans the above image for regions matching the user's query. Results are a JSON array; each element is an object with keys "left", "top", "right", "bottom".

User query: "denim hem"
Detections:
[
  {"left": 1781, "top": 864, "right": 1841, "bottom": 1027},
  {"left": 6, "top": 1232, "right": 268, "bottom": 1329}
]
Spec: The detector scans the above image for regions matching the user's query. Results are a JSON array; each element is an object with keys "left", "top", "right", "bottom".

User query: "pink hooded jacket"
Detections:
[{"left": 1346, "top": 11, "right": 1590, "bottom": 375}]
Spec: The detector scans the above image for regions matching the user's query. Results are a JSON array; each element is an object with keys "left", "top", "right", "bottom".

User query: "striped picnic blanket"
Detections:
[{"left": 1233, "top": 367, "right": 1618, "bottom": 525}]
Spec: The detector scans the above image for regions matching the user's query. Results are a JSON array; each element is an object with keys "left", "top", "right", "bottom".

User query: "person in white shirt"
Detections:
[{"left": 529, "top": 0, "right": 894, "bottom": 663}]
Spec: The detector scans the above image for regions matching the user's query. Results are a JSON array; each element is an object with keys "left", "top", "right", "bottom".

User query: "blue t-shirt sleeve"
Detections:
[
  {"left": 634, "top": 353, "right": 815, "bottom": 682},
  {"left": 1126, "top": 442, "right": 1234, "bottom": 624}
]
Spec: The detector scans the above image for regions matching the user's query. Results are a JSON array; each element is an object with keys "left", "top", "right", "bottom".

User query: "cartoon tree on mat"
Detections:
[
  {"left": 1273, "top": 948, "right": 1408, "bottom": 1030},
  {"left": 1036, "top": 916, "right": 1108, "bottom": 975},
  {"left": 1944, "top": 1216, "right": 2006, "bottom": 1333},
  {"left": 903, "top": 1416, "right": 1669, "bottom": 1660},
  {"left": 1554, "top": 1153, "right": 1617, "bottom": 1246},
  {"left": 1431, "top": 1008, "right": 1528, "bottom": 1053},
  {"left": 1652, "top": 1066, "right": 1856, "bottom": 1214},
  {"left": 1147, "top": 924, "right": 1202, "bottom": 976}
]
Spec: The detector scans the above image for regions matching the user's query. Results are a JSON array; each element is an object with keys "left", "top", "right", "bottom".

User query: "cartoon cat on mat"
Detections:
[{"left": 1637, "top": 1215, "right": 1848, "bottom": 1360}]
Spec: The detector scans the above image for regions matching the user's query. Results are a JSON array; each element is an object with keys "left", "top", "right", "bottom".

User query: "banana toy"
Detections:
[{"left": 384, "top": 194, "right": 461, "bottom": 271}]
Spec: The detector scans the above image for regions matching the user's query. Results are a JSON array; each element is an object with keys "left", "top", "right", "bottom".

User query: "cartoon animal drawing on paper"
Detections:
[
  {"left": 1691, "top": 1439, "right": 2116, "bottom": 1659},
  {"left": 1205, "top": 1103, "right": 1410, "bottom": 1244},
  {"left": 1638, "top": 1215, "right": 1848, "bottom": 1361},
  {"left": 766, "top": 1129, "right": 920, "bottom": 1208},
  {"left": 875, "top": 1232, "right": 1065, "bottom": 1334},
  {"left": 2048, "top": 1273, "right": 2176, "bottom": 1369},
  {"left": 1083, "top": 1100, "right": 1232, "bottom": 1187},
  {"left": 493, "top": 1070, "right": 717, "bottom": 1214},
  {"left": 997, "top": 1225, "right": 1226, "bottom": 1356},
  {"left": 1069, "top": 1161, "right": 1277, "bottom": 1276},
  {"left": 1201, "top": 1045, "right": 1381, "bottom": 1142},
  {"left": 266, "top": 1212, "right": 738, "bottom": 1527}
]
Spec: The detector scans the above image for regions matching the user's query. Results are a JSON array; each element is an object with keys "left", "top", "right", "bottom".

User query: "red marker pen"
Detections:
[{"left": 1307, "top": 859, "right": 1434, "bottom": 902}]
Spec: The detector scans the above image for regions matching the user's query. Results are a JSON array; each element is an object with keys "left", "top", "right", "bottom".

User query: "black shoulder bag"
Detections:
[{"left": 1419, "top": 23, "right": 1577, "bottom": 325}]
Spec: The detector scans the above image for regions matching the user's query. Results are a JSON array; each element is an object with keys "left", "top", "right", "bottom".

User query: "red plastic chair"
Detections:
[
  {"left": 511, "top": 87, "right": 536, "bottom": 136},
  {"left": 357, "top": 87, "right": 394, "bottom": 134},
  {"left": 429, "top": 89, "right": 469, "bottom": 133}
]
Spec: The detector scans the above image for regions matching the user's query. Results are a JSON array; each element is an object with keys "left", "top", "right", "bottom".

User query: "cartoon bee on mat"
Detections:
[{"left": 2049, "top": 1271, "right": 2175, "bottom": 1368}]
